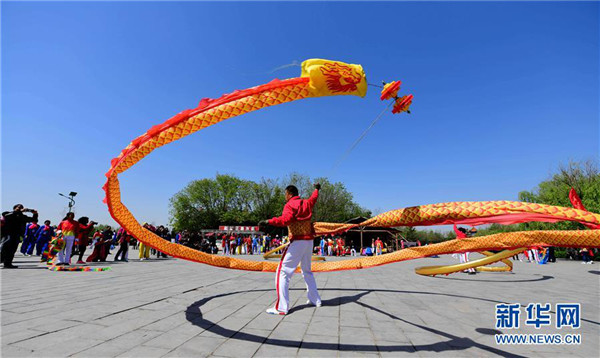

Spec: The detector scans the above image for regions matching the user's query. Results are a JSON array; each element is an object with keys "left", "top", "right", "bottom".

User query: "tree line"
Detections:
[
  {"left": 408, "top": 159, "right": 599, "bottom": 243},
  {"left": 169, "top": 160, "right": 598, "bottom": 241},
  {"left": 169, "top": 173, "right": 371, "bottom": 232}
]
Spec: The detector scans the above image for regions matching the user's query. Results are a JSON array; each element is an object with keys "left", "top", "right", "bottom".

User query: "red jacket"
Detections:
[
  {"left": 453, "top": 224, "right": 467, "bottom": 239},
  {"left": 268, "top": 189, "right": 319, "bottom": 240},
  {"left": 77, "top": 223, "right": 96, "bottom": 246},
  {"left": 58, "top": 219, "right": 79, "bottom": 237}
]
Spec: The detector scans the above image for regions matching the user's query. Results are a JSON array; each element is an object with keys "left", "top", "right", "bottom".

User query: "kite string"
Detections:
[
  {"left": 329, "top": 101, "right": 394, "bottom": 175},
  {"left": 265, "top": 60, "right": 301, "bottom": 74},
  {"left": 240, "top": 60, "right": 301, "bottom": 76}
]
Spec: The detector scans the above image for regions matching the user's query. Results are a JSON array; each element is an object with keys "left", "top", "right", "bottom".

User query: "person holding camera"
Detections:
[
  {"left": 1, "top": 204, "right": 38, "bottom": 268},
  {"left": 258, "top": 183, "right": 322, "bottom": 315},
  {"left": 75, "top": 217, "right": 97, "bottom": 264}
]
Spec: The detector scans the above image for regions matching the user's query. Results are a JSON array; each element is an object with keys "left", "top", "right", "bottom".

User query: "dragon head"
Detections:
[{"left": 320, "top": 62, "right": 363, "bottom": 93}]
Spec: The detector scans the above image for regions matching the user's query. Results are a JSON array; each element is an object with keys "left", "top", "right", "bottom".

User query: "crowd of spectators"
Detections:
[
  {"left": 3, "top": 203, "right": 594, "bottom": 269},
  {"left": 0, "top": 205, "right": 392, "bottom": 270},
  {"left": 0, "top": 204, "right": 179, "bottom": 268}
]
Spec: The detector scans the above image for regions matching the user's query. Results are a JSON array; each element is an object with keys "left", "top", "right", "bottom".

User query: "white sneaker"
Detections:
[
  {"left": 581, "top": 262, "right": 586, "bottom": 264},
  {"left": 265, "top": 307, "right": 286, "bottom": 315},
  {"left": 306, "top": 300, "right": 322, "bottom": 307}
]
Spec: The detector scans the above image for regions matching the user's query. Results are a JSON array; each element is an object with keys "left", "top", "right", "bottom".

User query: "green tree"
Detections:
[
  {"left": 518, "top": 159, "right": 599, "bottom": 230},
  {"left": 250, "top": 178, "right": 286, "bottom": 224},
  {"left": 402, "top": 227, "right": 418, "bottom": 241},
  {"left": 400, "top": 160, "right": 599, "bottom": 242},
  {"left": 169, "top": 173, "right": 372, "bottom": 232},
  {"left": 283, "top": 173, "right": 371, "bottom": 222}
]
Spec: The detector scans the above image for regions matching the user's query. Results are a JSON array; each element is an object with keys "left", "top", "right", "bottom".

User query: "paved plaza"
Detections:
[{"left": 1, "top": 251, "right": 599, "bottom": 357}]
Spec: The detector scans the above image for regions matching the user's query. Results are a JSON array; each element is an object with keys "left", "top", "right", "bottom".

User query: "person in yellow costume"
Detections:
[{"left": 139, "top": 223, "right": 152, "bottom": 260}]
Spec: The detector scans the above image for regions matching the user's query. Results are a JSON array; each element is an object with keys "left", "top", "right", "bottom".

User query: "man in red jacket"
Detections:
[
  {"left": 259, "top": 183, "right": 322, "bottom": 315},
  {"left": 453, "top": 224, "right": 476, "bottom": 274}
]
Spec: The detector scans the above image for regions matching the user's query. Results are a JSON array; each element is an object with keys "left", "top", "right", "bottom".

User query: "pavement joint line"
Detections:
[
  {"left": 0, "top": 263, "right": 175, "bottom": 297},
  {"left": 247, "top": 280, "right": 309, "bottom": 357},
  {"left": 243, "top": 290, "right": 275, "bottom": 355},
  {"left": 64, "top": 311, "right": 207, "bottom": 357},
  {"left": 1, "top": 276, "right": 208, "bottom": 322},
  {"left": 3, "top": 255, "right": 599, "bottom": 357},
  {"left": 95, "top": 274, "right": 249, "bottom": 320},
  {"left": 6, "top": 328, "right": 59, "bottom": 346},
  {"left": 297, "top": 281, "right": 319, "bottom": 354},
  {"left": 337, "top": 275, "right": 342, "bottom": 352},
  {"left": 161, "top": 282, "right": 269, "bottom": 357},
  {"left": 3, "top": 274, "right": 248, "bottom": 350},
  {"left": 363, "top": 285, "right": 381, "bottom": 356},
  {"left": 380, "top": 290, "right": 414, "bottom": 352}
]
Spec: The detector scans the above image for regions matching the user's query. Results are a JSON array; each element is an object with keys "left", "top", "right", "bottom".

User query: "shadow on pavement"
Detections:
[{"left": 185, "top": 288, "right": 530, "bottom": 357}]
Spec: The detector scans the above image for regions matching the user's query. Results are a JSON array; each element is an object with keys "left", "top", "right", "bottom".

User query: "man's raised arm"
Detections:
[{"left": 307, "top": 183, "right": 321, "bottom": 208}]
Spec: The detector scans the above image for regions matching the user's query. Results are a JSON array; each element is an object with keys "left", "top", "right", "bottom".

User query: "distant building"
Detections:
[{"left": 337, "top": 217, "right": 404, "bottom": 251}]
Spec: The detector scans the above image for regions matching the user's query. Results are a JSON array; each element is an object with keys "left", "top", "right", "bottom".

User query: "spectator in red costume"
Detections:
[
  {"left": 336, "top": 236, "right": 344, "bottom": 256},
  {"left": 453, "top": 224, "right": 475, "bottom": 274},
  {"left": 87, "top": 227, "right": 113, "bottom": 262},
  {"left": 114, "top": 228, "right": 131, "bottom": 262},
  {"left": 56, "top": 212, "right": 79, "bottom": 265},
  {"left": 75, "top": 217, "right": 97, "bottom": 264}
]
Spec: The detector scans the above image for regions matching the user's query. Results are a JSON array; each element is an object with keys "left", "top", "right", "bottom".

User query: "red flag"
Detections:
[
  {"left": 569, "top": 188, "right": 600, "bottom": 229},
  {"left": 569, "top": 188, "right": 586, "bottom": 211}
]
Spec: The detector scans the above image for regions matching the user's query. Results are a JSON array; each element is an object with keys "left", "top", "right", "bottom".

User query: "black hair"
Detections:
[
  {"left": 78, "top": 216, "right": 89, "bottom": 225},
  {"left": 458, "top": 227, "right": 468, "bottom": 234},
  {"left": 63, "top": 212, "right": 75, "bottom": 220},
  {"left": 13, "top": 204, "right": 23, "bottom": 210},
  {"left": 285, "top": 185, "right": 299, "bottom": 197}
]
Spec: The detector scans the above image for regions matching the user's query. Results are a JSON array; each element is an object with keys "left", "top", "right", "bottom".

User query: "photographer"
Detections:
[
  {"left": 1, "top": 204, "right": 38, "bottom": 268},
  {"left": 76, "top": 217, "right": 97, "bottom": 264}
]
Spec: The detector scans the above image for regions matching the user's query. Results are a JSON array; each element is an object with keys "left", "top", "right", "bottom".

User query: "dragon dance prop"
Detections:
[
  {"left": 42, "top": 234, "right": 112, "bottom": 272},
  {"left": 41, "top": 235, "right": 65, "bottom": 263},
  {"left": 103, "top": 58, "right": 600, "bottom": 274},
  {"left": 48, "top": 266, "right": 111, "bottom": 272},
  {"left": 538, "top": 248, "right": 550, "bottom": 265}
]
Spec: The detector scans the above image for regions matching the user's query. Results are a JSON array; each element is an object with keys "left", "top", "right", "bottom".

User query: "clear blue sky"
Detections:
[{"left": 2, "top": 1, "right": 599, "bottom": 228}]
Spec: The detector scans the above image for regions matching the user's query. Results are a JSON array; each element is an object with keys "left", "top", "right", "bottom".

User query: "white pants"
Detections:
[
  {"left": 57, "top": 236, "right": 75, "bottom": 264},
  {"left": 459, "top": 251, "right": 475, "bottom": 272},
  {"left": 275, "top": 240, "right": 321, "bottom": 313}
]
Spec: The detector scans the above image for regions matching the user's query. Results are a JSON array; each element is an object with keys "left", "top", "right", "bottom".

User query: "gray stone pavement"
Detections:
[{"left": 1, "top": 250, "right": 599, "bottom": 357}]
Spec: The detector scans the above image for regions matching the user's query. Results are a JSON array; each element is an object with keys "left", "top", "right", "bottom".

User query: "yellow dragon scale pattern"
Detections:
[{"left": 105, "top": 78, "right": 600, "bottom": 273}]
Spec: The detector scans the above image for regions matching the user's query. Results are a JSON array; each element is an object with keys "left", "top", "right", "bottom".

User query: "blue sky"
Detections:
[{"left": 2, "top": 1, "right": 598, "bottom": 228}]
